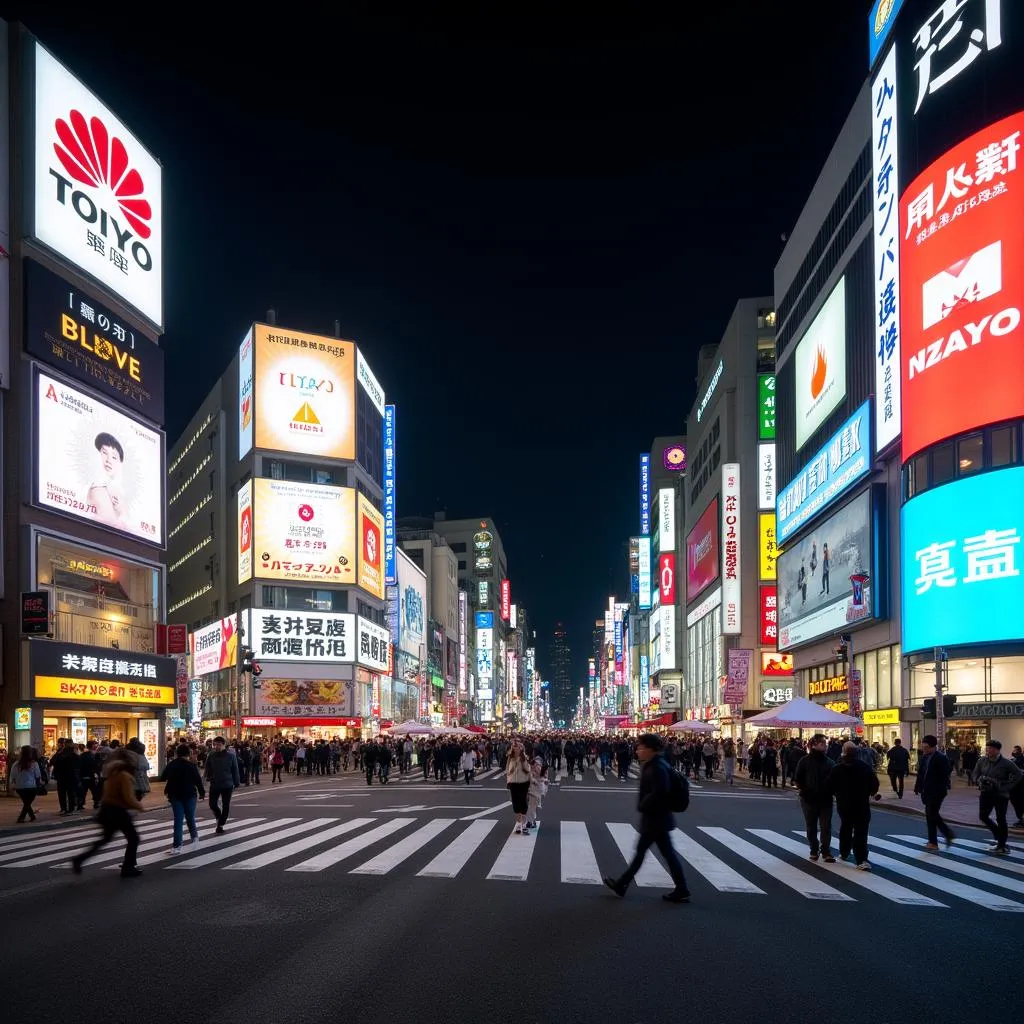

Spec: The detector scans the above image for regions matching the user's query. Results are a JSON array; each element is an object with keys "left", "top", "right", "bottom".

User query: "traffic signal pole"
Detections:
[
  {"left": 934, "top": 646, "right": 947, "bottom": 750},
  {"left": 236, "top": 620, "right": 246, "bottom": 744}
]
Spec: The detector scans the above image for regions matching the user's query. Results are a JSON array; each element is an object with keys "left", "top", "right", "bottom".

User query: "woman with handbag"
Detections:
[
  {"left": 505, "top": 740, "right": 532, "bottom": 834},
  {"left": 10, "top": 746, "right": 43, "bottom": 823}
]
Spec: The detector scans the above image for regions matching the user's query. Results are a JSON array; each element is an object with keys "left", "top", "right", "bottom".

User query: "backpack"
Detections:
[{"left": 667, "top": 766, "right": 690, "bottom": 813}]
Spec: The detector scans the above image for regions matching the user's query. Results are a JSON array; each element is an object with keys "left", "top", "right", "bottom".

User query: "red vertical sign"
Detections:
[{"left": 500, "top": 579, "right": 511, "bottom": 621}]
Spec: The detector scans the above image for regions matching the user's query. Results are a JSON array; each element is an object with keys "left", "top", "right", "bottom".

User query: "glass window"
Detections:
[
  {"left": 957, "top": 434, "right": 983, "bottom": 476},
  {"left": 877, "top": 646, "right": 892, "bottom": 708},
  {"left": 991, "top": 656, "right": 1024, "bottom": 697},
  {"left": 908, "top": 453, "right": 927, "bottom": 498},
  {"left": 865, "top": 649, "right": 878, "bottom": 709},
  {"left": 932, "top": 443, "right": 955, "bottom": 485},
  {"left": 991, "top": 426, "right": 1017, "bottom": 467},
  {"left": 891, "top": 644, "right": 902, "bottom": 705}
]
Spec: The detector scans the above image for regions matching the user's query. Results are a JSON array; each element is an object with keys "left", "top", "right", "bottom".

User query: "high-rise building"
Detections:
[{"left": 549, "top": 622, "right": 572, "bottom": 724}]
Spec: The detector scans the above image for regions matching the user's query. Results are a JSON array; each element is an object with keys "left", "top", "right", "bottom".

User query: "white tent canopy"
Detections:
[
  {"left": 385, "top": 720, "right": 434, "bottom": 736},
  {"left": 668, "top": 720, "right": 715, "bottom": 734},
  {"left": 744, "top": 696, "right": 862, "bottom": 729}
]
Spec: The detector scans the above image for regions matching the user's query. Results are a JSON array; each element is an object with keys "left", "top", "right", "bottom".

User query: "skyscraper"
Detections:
[{"left": 549, "top": 622, "right": 573, "bottom": 725}]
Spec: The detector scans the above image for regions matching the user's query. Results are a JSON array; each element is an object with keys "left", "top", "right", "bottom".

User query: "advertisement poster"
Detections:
[
  {"left": 191, "top": 614, "right": 238, "bottom": 676},
  {"left": 721, "top": 463, "right": 742, "bottom": 635},
  {"left": 759, "top": 513, "right": 778, "bottom": 581},
  {"left": 253, "top": 324, "right": 355, "bottom": 460},
  {"left": 686, "top": 497, "right": 720, "bottom": 602},
  {"left": 245, "top": 609, "right": 355, "bottom": 663},
  {"left": 357, "top": 617, "right": 390, "bottom": 673},
  {"left": 794, "top": 276, "right": 846, "bottom": 450},
  {"left": 139, "top": 717, "right": 159, "bottom": 778},
  {"left": 397, "top": 549, "right": 427, "bottom": 657},
  {"left": 254, "top": 679, "right": 356, "bottom": 718},
  {"left": 36, "top": 371, "right": 164, "bottom": 545},
  {"left": 384, "top": 404, "right": 397, "bottom": 585},
  {"left": 724, "top": 649, "right": 752, "bottom": 703},
  {"left": 238, "top": 326, "right": 253, "bottom": 459},
  {"left": 356, "top": 493, "right": 385, "bottom": 599},
  {"left": 237, "top": 480, "right": 252, "bottom": 584},
  {"left": 252, "top": 479, "right": 356, "bottom": 584}
]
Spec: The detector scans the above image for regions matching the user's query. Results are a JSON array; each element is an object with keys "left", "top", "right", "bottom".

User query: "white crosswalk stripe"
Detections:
[{"left": 6, "top": 814, "right": 1024, "bottom": 910}]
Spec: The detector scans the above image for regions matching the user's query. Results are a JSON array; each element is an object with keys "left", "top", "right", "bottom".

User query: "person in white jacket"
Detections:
[
  {"left": 460, "top": 747, "right": 476, "bottom": 785},
  {"left": 525, "top": 758, "right": 547, "bottom": 831}
]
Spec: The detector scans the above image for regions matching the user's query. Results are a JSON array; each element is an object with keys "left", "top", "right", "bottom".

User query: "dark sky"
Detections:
[{"left": 8, "top": 5, "right": 868, "bottom": 692}]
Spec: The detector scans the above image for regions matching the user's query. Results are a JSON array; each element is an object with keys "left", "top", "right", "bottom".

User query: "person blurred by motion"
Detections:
[
  {"left": 914, "top": 734, "right": 955, "bottom": 850},
  {"left": 71, "top": 748, "right": 147, "bottom": 878},
  {"left": 603, "top": 733, "right": 690, "bottom": 903},
  {"left": 972, "top": 739, "right": 1023, "bottom": 856},
  {"left": 160, "top": 743, "right": 206, "bottom": 855},
  {"left": 826, "top": 741, "right": 881, "bottom": 870}
]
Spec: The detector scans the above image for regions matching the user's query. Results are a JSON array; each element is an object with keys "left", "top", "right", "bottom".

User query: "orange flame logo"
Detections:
[{"left": 810, "top": 344, "right": 828, "bottom": 399}]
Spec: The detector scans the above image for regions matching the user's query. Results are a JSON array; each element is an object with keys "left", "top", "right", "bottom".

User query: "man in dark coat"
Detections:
[
  {"left": 914, "top": 734, "right": 954, "bottom": 849},
  {"left": 826, "top": 741, "right": 881, "bottom": 869}
]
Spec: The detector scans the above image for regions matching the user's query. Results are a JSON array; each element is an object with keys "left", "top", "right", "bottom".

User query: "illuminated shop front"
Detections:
[
  {"left": 18, "top": 639, "right": 176, "bottom": 775},
  {"left": 200, "top": 717, "right": 363, "bottom": 740}
]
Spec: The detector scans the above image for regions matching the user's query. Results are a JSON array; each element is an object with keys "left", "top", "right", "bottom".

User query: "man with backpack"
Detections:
[{"left": 603, "top": 733, "right": 690, "bottom": 904}]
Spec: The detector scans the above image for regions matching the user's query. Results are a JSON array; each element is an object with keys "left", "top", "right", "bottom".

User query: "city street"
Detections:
[{"left": 0, "top": 770, "right": 1017, "bottom": 1019}]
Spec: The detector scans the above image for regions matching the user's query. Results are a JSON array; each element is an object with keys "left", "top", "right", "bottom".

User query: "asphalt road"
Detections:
[{"left": 0, "top": 765, "right": 1016, "bottom": 1022}]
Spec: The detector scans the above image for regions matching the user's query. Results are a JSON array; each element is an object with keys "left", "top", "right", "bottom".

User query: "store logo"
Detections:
[
  {"left": 910, "top": 308, "right": 1020, "bottom": 378},
  {"left": 922, "top": 240, "right": 1002, "bottom": 329},
  {"left": 297, "top": 504, "right": 315, "bottom": 522},
  {"left": 363, "top": 515, "right": 381, "bottom": 568},
  {"left": 291, "top": 401, "right": 321, "bottom": 427},
  {"left": 810, "top": 345, "right": 828, "bottom": 399},
  {"left": 663, "top": 444, "right": 686, "bottom": 471},
  {"left": 239, "top": 504, "right": 252, "bottom": 554}
]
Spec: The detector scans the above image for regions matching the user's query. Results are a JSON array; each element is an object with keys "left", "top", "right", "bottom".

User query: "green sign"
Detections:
[
  {"left": 758, "top": 374, "right": 776, "bottom": 440},
  {"left": 432, "top": 674, "right": 445, "bottom": 689}
]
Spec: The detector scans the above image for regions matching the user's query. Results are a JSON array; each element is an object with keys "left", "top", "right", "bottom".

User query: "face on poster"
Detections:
[
  {"left": 36, "top": 371, "right": 164, "bottom": 544},
  {"left": 356, "top": 493, "right": 385, "bottom": 599},
  {"left": 253, "top": 324, "right": 355, "bottom": 460},
  {"left": 252, "top": 478, "right": 356, "bottom": 584},
  {"left": 237, "top": 480, "right": 252, "bottom": 584}
]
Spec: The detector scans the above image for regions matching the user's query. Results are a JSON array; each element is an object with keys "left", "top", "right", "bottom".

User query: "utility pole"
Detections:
[
  {"left": 934, "top": 645, "right": 948, "bottom": 749},
  {"left": 236, "top": 619, "right": 246, "bottom": 744}
]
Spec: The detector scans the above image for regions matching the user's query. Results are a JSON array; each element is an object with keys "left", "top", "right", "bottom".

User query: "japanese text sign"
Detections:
[
  {"left": 721, "top": 464, "right": 742, "bottom": 635},
  {"left": 245, "top": 609, "right": 355, "bottom": 663}
]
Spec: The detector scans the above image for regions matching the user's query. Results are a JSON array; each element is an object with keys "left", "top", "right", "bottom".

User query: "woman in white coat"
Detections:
[
  {"left": 505, "top": 740, "right": 531, "bottom": 833},
  {"left": 460, "top": 746, "right": 476, "bottom": 784}
]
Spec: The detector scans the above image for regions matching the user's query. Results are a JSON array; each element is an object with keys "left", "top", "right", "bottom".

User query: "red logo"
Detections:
[
  {"left": 363, "top": 517, "right": 381, "bottom": 568},
  {"left": 297, "top": 504, "right": 315, "bottom": 522},
  {"left": 810, "top": 345, "right": 827, "bottom": 398},
  {"left": 658, "top": 553, "right": 676, "bottom": 605},
  {"left": 239, "top": 506, "right": 252, "bottom": 553},
  {"left": 53, "top": 111, "right": 153, "bottom": 239}
]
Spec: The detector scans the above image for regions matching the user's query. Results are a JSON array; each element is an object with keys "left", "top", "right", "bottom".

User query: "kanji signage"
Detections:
[
  {"left": 759, "top": 585, "right": 779, "bottom": 647},
  {"left": 721, "top": 464, "right": 742, "bottom": 635},
  {"left": 357, "top": 616, "right": 390, "bottom": 673},
  {"left": 245, "top": 609, "right": 355, "bottom": 663}
]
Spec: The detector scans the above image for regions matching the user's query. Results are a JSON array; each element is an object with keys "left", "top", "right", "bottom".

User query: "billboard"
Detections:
[
  {"left": 638, "top": 535, "right": 653, "bottom": 610},
  {"left": 867, "top": 0, "right": 905, "bottom": 68},
  {"left": 383, "top": 404, "right": 397, "bottom": 585},
  {"left": 900, "top": 111, "right": 1024, "bottom": 461},
  {"left": 356, "top": 349, "right": 385, "bottom": 416},
  {"left": 777, "top": 490, "right": 877, "bottom": 650},
  {"left": 254, "top": 679, "right": 355, "bottom": 719},
  {"left": 759, "top": 512, "right": 778, "bottom": 581},
  {"left": 500, "top": 579, "right": 511, "bottom": 622},
  {"left": 721, "top": 463, "right": 742, "bottom": 635},
  {"left": 245, "top": 609, "right": 354, "bottom": 662},
  {"left": 32, "top": 42, "right": 163, "bottom": 327},
  {"left": 658, "top": 487, "right": 676, "bottom": 552},
  {"left": 25, "top": 260, "right": 164, "bottom": 423},
  {"left": 458, "top": 590, "right": 468, "bottom": 692},
  {"left": 902, "top": 465, "right": 1024, "bottom": 653},
  {"left": 36, "top": 370, "right": 164, "bottom": 545},
  {"left": 639, "top": 454, "right": 651, "bottom": 536},
  {"left": 758, "top": 443, "right": 776, "bottom": 511},
  {"left": 759, "top": 585, "right": 778, "bottom": 647},
  {"left": 191, "top": 614, "right": 238, "bottom": 676},
  {"left": 252, "top": 479, "right": 356, "bottom": 584},
  {"left": 356, "top": 493, "right": 385, "bottom": 599},
  {"left": 658, "top": 553, "right": 677, "bottom": 606},
  {"left": 238, "top": 327, "right": 253, "bottom": 459},
  {"left": 252, "top": 324, "right": 356, "bottom": 460},
  {"left": 629, "top": 537, "right": 640, "bottom": 595},
  {"left": 357, "top": 617, "right": 390, "bottom": 673},
  {"left": 794, "top": 276, "right": 846, "bottom": 451},
  {"left": 397, "top": 548, "right": 427, "bottom": 657},
  {"left": 758, "top": 374, "right": 776, "bottom": 440},
  {"left": 761, "top": 652, "right": 794, "bottom": 677},
  {"left": 662, "top": 443, "right": 687, "bottom": 471},
  {"left": 686, "top": 497, "right": 720, "bottom": 602},
  {"left": 776, "top": 401, "right": 871, "bottom": 546},
  {"left": 237, "top": 479, "right": 252, "bottom": 584},
  {"left": 659, "top": 605, "right": 676, "bottom": 670}
]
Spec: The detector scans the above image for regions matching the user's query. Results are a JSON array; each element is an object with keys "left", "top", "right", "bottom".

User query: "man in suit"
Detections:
[
  {"left": 603, "top": 733, "right": 690, "bottom": 903},
  {"left": 914, "top": 734, "right": 955, "bottom": 849}
]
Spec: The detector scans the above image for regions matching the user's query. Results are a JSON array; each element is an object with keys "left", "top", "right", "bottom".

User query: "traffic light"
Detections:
[
  {"left": 251, "top": 659, "right": 263, "bottom": 678},
  {"left": 943, "top": 694, "right": 957, "bottom": 716},
  {"left": 923, "top": 697, "right": 936, "bottom": 716},
  {"left": 240, "top": 647, "right": 254, "bottom": 673}
]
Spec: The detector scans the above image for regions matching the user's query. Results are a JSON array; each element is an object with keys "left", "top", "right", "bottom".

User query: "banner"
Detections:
[{"left": 723, "top": 648, "right": 752, "bottom": 704}]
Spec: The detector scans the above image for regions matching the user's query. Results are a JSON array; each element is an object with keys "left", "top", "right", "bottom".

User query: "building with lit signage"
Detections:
[
  {"left": 164, "top": 315, "right": 390, "bottom": 739},
  {"left": 680, "top": 298, "right": 776, "bottom": 736},
  {"left": 0, "top": 30, "right": 181, "bottom": 777},
  {"left": 549, "top": 623, "right": 572, "bottom": 725}
]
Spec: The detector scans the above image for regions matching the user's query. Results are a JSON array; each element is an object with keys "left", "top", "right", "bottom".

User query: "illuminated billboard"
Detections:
[
  {"left": 252, "top": 479, "right": 356, "bottom": 584},
  {"left": 253, "top": 324, "right": 355, "bottom": 460},
  {"left": 237, "top": 480, "right": 252, "bottom": 584},
  {"left": 794, "top": 276, "right": 846, "bottom": 451},
  {"left": 686, "top": 498, "right": 720, "bottom": 602},
  {"left": 238, "top": 327, "right": 253, "bottom": 459},
  {"left": 721, "top": 463, "right": 742, "bottom": 635},
  {"left": 638, "top": 536, "right": 653, "bottom": 610},
  {"left": 356, "top": 493, "right": 385, "bottom": 600},
  {"left": 191, "top": 614, "right": 238, "bottom": 676}
]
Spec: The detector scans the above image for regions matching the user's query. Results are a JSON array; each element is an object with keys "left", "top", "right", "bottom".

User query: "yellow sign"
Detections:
[
  {"left": 863, "top": 707, "right": 900, "bottom": 725},
  {"left": 253, "top": 324, "right": 356, "bottom": 460},
  {"left": 356, "top": 493, "right": 385, "bottom": 600},
  {"left": 253, "top": 478, "right": 356, "bottom": 584},
  {"left": 808, "top": 674, "right": 847, "bottom": 696},
  {"left": 34, "top": 676, "right": 175, "bottom": 706},
  {"left": 759, "top": 513, "right": 777, "bottom": 581},
  {"left": 824, "top": 700, "right": 850, "bottom": 713}
]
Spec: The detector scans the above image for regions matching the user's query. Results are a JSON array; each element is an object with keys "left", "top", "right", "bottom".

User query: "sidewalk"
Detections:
[{"left": 0, "top": 789, "right": 170, "bottom": 836}]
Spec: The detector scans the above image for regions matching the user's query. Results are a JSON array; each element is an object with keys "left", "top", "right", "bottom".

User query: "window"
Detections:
[
  {"left": 957, "top": 434, "right": 983, "bottom": 476},
  {"left": 991, "top": 426, "right": 1017, "bottom": 467},
  {"left": 260, "top": 587, "right": 347, "bottom": 611},
  {"left": 450, "top": 542, "right": 467, "bottom": 553},
  {"left": 266, "top": 460, "right": 342, "bottom": 486},
  {"left": 864, "top": 649, "right": 878, "bottom": 709},
  {"left": 458, "top": 559, "right": 467, "bottom": 571},
  {"left": 932, "top": 442, "right": 955, "bottom": 485},
  {"left": 877, "top": 646, "right": 892, "bottom": 708}
]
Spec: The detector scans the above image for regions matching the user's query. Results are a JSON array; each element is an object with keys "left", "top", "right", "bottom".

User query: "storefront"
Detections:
[
  {"left": 18, "top": 638, "right": 177, "bottom": 776},
  {"left": 861, "top": 707, "right": 901, "bottom": 747}
]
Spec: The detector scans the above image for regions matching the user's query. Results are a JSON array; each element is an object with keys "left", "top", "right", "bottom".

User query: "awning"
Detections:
[
  {"left": 632, "top": 712, "right": 675, "bottom": 729},
  {"left": 243, "top": 716, "right": 362, "bottom": 728}
]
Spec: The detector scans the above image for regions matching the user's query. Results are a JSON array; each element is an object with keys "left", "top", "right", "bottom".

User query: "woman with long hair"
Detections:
[
  {"left": 505, "top": 739, "right": 532, "bottom": 834},
  {"left": 10, "top": 746, "right": 42, "bottom": 823}
]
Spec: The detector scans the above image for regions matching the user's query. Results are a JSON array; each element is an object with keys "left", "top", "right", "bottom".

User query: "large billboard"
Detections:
[
  {"left": 638, "top": 535, "right": 652, "bottom": 610},
  {"left": 252, "top": 324, "right": 355, "bottom": 460},
  {"left": 902, "top": 465, "right": 1024, "bottom": 653},
  {"left": 639, "top": 454, "right": 651, "bottom": 536},
  {"left": 356, "top": 349, "right": 385, "bottom": 416},
  {"left": 238, "top": 327, "right": 253, "bottom": 459},
  {"left": 237, "top": 479, "right": 252, "bottom": 584},
  {"left": 32, "top": 43, "right": 163, "bottom": 328},
  {"left": 900, "top": 111, "right": 1024, "bottom": 461},
  {"left": 36, "top": 370, "right": 164, "bottom": 545},
  {"left": 191, "top": 614, "right": 239, "bottom": 676},
  {"left": 657, "top": 487, "right": 676, "bottom": 552},
  {"left": 25, "top": 259, "right": 164, "bottom": 423},
  {"left": 686, "top": 498, "right": 720, "bottom": 602},
  {"left": 777, "top": 489, "right": 878, "bottom": 650},
  {"left": 252, "top": 479, "right": 356, "bottom": 584},
  {"left": 397, "top": 547, "right": 427, "bottom": 658},
  {"left": 383, "top": 404, "right": 397, "bottom": 585},
  {"left": 794, "top": 276, "right": 847, "bottom": 451},
  {"left": 356, "top": 493, "right": 385, "bottom": 600},
  {"left": 721, "top": 463, "right": 742, "bottom": 635}
]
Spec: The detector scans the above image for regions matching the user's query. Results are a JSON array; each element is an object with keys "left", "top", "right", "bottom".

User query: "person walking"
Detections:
[
  {"left": 722, "top": 738, "right": 736, "bottom": 786},
  {"left": 914, "top": 734, "right": 955, "bottom": 849},
  {"left": 886, "top": 737, "right": 910, "bottom": 798},
  {"left": 505, "top": 740, "right": 532, "bottom": 834},
  {"left": 204, "top": 735, "right": 240, "bottom": 834},
  {"left": 826, "top": 741, "right": 881, "bottom": 870},
  {"left": 10, "top": 746, "right": 43, "bottom": 823},
  {"left": 793, "top": 734, "right": 836, "bottom": 862},
  {"left": 160, "top": 743, "right": 206, "bottom": 855},
  {"left": 972, "top": 739, "right": 1023, "bottom": 855},
  {"left": 460, "top": 745, "right": 476, "bottom": 785},
  {"left": 71, "top": 748, "right": 147, "bottom": 878},
  {"left": 602, "top": 733, "right": 690, "bottom": 903},
  {"left": 270, "top": 745, "right": 285, "bottom": 784}
]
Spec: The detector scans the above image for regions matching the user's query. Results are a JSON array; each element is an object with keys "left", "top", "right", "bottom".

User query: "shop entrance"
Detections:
[
  {"left": 946, "top": 721, "right": 989, "bottom": 758},
  {"left": 41, "top": 710, "right": 162, "bottom": 777}
]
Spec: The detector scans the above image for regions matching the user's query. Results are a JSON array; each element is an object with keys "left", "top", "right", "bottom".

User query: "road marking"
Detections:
[
  {"left": 350, "top": 819, "right": 456, "bottom": 875},
  {"left": 0, "top": 817, "right": 169, "bottom": 860},
  {"left": 949, "top": 837, "right": 1024, "bottom": 860},
  {"left": 169, "top": 818, "right": 328, "bottom": 869},
  {"left": 70, "top": 820, "right": 226, "bottom": 868},
  {"left": 418, "top": 820, "right": 497, "bottom": 877},
  {"left": 225, "top": 818, "right": 375, "bottom": 870},
  {"left": 889, "top": 835, "right": 1024, "bottom": 877},
  {"left": 0, "top": 820, "right": 169, "bottom": 867},
  {"left": 699, "top": 827, "right": 853, "bottom": 901},
  {"left": 459, "top": 802, "right": 510, "bottom": 821},
  {"left": 559, "top": 821, "right": 602, "bottom": 884},
  {"left": 867, "top": 835, "right": 1024, "bottom": 895},
  {"left": 672, "top": 831, "right": 765, "bottom": 894},
  {"left": 605, "top": 823, "right": 673, "bottom": 887},
  {"left": 752, "top": 830, "right": 943, "bottom": 906},
  {"left": 286, "top": 818, "right": 414, "bottom": 872},
  {"left": 487, "top": 826, "right": 539, "bottom": 881}
]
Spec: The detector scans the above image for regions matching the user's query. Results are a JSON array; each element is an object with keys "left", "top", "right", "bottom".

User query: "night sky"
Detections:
[{"left": 7, "top": 6, "right": 867, "bottom": 689}]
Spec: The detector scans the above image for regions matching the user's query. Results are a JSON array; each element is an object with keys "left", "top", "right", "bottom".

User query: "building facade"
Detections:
[{"left": 549, "top": 623, "right": 572, "bottom": 725}]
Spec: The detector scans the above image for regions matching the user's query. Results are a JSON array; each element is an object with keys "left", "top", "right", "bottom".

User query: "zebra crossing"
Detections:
[{"left": 2, "top": 814, "right": 1021, "bottom": 910}]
